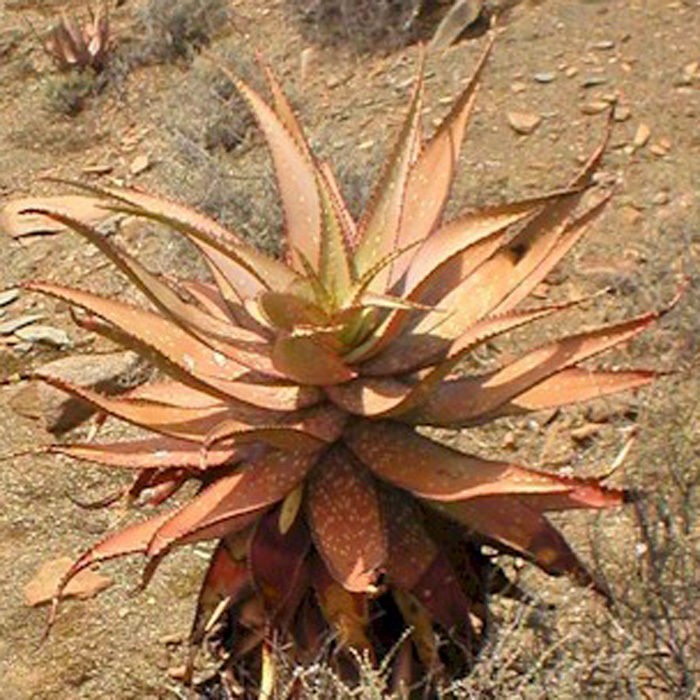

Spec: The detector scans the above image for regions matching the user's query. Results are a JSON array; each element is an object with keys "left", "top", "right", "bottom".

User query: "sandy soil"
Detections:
[{"left": 0, "top": 1, "right": 698, "bottom": 698}]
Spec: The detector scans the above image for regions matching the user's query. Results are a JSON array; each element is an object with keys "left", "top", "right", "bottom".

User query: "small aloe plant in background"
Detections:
[
  {"left": 23, "top": 38, "right": 672, "bottom": 693},
  {"left": 42, "top": 6, "right": 110, "bottom": 72}
]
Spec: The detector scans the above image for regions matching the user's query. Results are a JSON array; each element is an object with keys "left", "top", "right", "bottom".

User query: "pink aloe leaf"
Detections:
[
  {"left": 383, "top": 490, "right": 438, "bottom": 592},
  {"left": 271, "top": 332, "right": 356, "bottom": 386},
  {"left": 433, "top": 496, "right": 603, "bottom": 588},
  {"left": 417, "top": 309, "right": 666, "bottom": 426},
  {"left": 230, "top": 73, "right": 322, "bottom": 272},
  {"left": 346, "top": 421, "right": 621, "bottom": 505},
  {"left": 146, "top": 449, "right": 318, "bottom": 558},
  {"left": 306, "top": 446, "right": 387, "bottom": 593},
  {"left": 353, "top": 53, "right": 424, "bottom": 289},
  {"left": 389, "top": 36, "right": 494, "bottom": 285},
  {"left": 500, "top": 366, "right": 657, "bottom": 416},
  {"left": 26, "top": 208, "right": 278, "bottom": 375},
  {"left": 190, "top": 533, "right": 252, "bottom": 646},
  {"left": 50, "top": 437, "right": 246, "bottom": 470},
  {"left": 249, "top": 505, "right": 311, "bottom": 627}
]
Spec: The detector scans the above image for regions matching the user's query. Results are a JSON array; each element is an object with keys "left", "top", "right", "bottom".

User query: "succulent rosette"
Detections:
[{"left": 26, "top": 40, "right": 670, "bottom": 690}]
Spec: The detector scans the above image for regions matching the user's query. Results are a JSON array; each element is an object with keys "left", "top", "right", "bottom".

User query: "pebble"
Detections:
[
  {"left": 506, "top": 110, "right": 542, "bottom": 135},
  {"left": 533, "top": 72, "right": 556, "bottom": 84},
  {"left": 129, "top": 154, "right": 150, "bottom": 176},
  {"left": 0, "top": 313, "right": 44, "bottom": 335},
  {"left": 591, "top": 40, "right": 615, "bottom": 50},
  {"left": 582, "top": 75, "right": 608, "bottom": 88},
  {"left": 565, "top": 66, "right": 578, "bottom": 78},
  {"left": 651, "top": 191, "right": 670, "bottom": 206},
  {"left": 0, "top": 289, "right": 19, "bottom": 307},
  {"left": 571, "top": 424, "right": 601, "bottom": 443},
  {"left": 510, "top": 81, "right": 527, "bottom": 93},
  {"left": 633, "top": 123, "right": 651, "bottom": 148},
  {"left": 15, "top": 324, "right": 72, "bottom": 347},
  {"left": 613, "top": 104, "right": 631, "bottom": 122},
  {"left": 581, "top": 101, "right": 610, "bottom": 115},
  {"left": 167, "top": 665, "right": 189, "bottom": 681}
]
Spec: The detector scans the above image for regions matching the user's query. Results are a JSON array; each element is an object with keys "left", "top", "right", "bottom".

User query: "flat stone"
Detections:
[
  {"left": 533, "top": 72, "right": 556, "bottom": 83},
  {"left": 10, "top": 351, "right": 149, "bottom": 433},
  {"left": 633, "top": 123, "right": 652, "bottom": 148},
  {"left": 15, "top": 324, "right": 72, "bottom": 348},
  {"left": 506, "top": 110, "right": 542, "bottom": 135},
  {"left": 0, "top": 289, "right": 19, "bottom": 307}
]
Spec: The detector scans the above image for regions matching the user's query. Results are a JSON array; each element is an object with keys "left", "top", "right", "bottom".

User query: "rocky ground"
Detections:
[{"left": 0, "top": 1, "right": 698, "bottom": 698}]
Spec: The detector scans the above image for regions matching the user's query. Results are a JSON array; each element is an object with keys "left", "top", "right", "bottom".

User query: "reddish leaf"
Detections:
[
  {"left": 53, "top": 511, "right": 174, "bottom": 611},
  {"left": 311, "top": 557, "right": 371, "bottom": 650},
  {"left": 62, "top": 180, "right": 294, "bottom": 297},
  {"left": 33, "top": 374, "right": 234, "bottom": 442},
  {"left": 502, "top": 367, "right": 657, "bottom": 415},
  {"left": 390, "top": 37, "right": 493, "bottom": 285},
  {"left": 346, "top": 421, "right": 620, "bottom": 504},
  {"left": 50, "top": 437, "right": 245, "bottom": 470},
  {"left": 272, "top": 332, "right": 356, "bottom": 386},
  {"left": 418, "top": 310, "right": 662, "bottom": 426},
  {"left": 408, "top": 552, "right": 475, "bottom": 649},
  {"left": 354, "top": 55, "right": 424, "bottom": 288},
  {"left": 146, "top": 449, "right": 318, "bottom": 558},
  {"left": 433, "top": 496, "right": 599, "bottom": 586},
  {"left": 28, "top": 282, "right": 320, "bottom": 411},
  {"left": 232, "top": 75, "right": 322, "bottom": 272},
  {"left": 26, "top": 208, "right": 277, "bottom": 375},
  {"left": 190, "top": 533, "right": 252, "bottom": 646},
  {"left": 249, "top": 505, "right": 311, "bottom": 626},
  {"left": 306, "top": 447, "right": 387, "bottom": 592},
  {"left": 325, "top": 377, "right": 413, "bottom": 417},
  {"left": 383, "top": 491, "right": 438, "bottom": 592},
  {"left": 1, "top": 195, "right": 108, "bottom": 238}
]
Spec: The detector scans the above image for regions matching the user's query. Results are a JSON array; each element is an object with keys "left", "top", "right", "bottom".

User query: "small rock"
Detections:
[
  {"left": 591, "top": 40, "right": 615, "bottom": 50},
  {"left": 167, "top": 665, "right": 189, "bottom": 681},
  {"left": 300, "top": 47, "right": 314, "bottom": 85},
  {"left": 510, "top": 81, "right": 527, "bottom": 93},
  {"left": 15, "top": 324, "right": 71, "bottom": 348},
  {"left": 613, "top": 104, "right": 631, "bottom": 122},
  {"left": 651, "top": 191, "right": 670, "bottom": 206},
  {"left": 571, "top": 424, "right": 601, "bottom": 443},
  {"left": 129, "top": 154, "right": 150, "bottom": 176},
  {"left": 82, "top": 163, "right": 113, "bottom": 176},
  {"left": 502, "top": 431, "right": 517, "bottom": 450},
  {"left": 649, "top": 143, "right": 668, "bottom": 157},
  {"left": 159, "top": 632, "right": 184, "bottom": 645},
  {"left": 533, "top": 72, "right": 556, "bottom": 84},
  {"left": 10, "top": 351, "right": 148, "bottom": 433},
  {"left": 0, "top": 313, "right": 44, "bottom": 335},
  {"left": 25, "top": 556, "right": 111, "bottom": 606},
  {"left": 0, "top": 288, "right": 19, "bottom": 307},
  {"left": 581, "top": 101, "right": 610, "bottom": 115},
  {"left": 582, "top": 75, "right": 608, "bottom": 88},
  {"left": 633, "top": 123, "right": 651, "bottom": 149},
  {"left": 565, "top": 66, "right": 579, "bottom": 78},
  {"left": 506, "top": 110, "right": 542, "bottom": 135}
]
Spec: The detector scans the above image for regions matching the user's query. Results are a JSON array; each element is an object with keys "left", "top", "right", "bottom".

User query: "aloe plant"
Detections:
[{"left": 25, "top": 40, "right": 670, "bottom": 692}]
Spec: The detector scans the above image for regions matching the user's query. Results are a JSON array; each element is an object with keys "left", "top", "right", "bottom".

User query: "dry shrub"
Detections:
[
  {"left": 136, "top": 0, "right": 234, "bottom": 63},
  {"left": 288, "top": 0, "right": 426, "bottom": 50}
]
